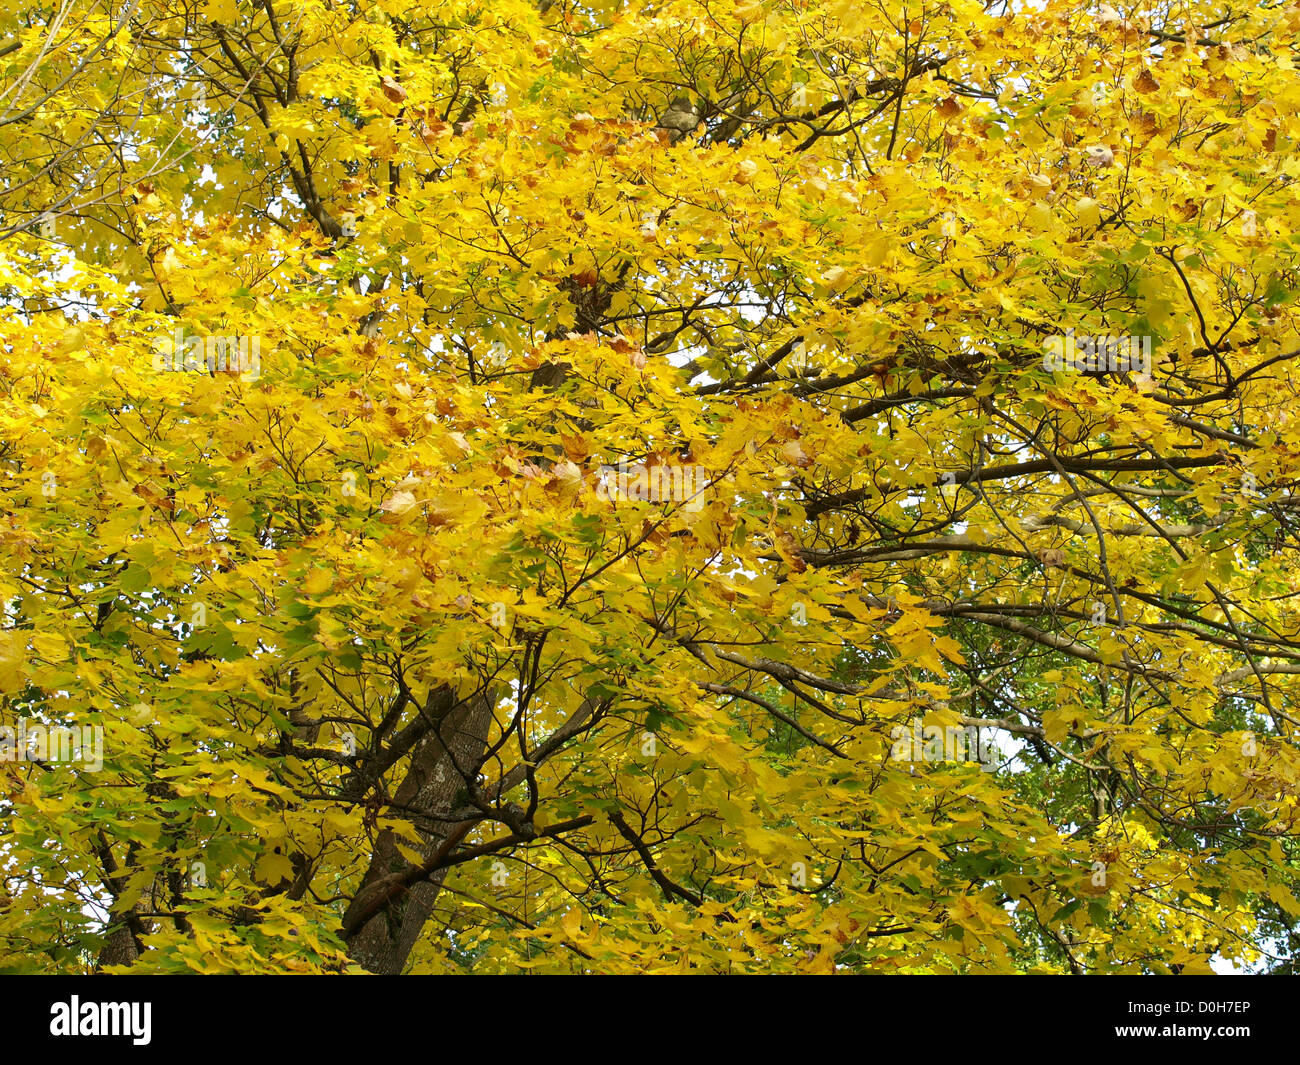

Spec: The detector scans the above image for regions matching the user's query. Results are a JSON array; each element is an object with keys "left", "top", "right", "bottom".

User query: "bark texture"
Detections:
[{"left": 342, "top": 688, "right": 495, "bottom": 974}]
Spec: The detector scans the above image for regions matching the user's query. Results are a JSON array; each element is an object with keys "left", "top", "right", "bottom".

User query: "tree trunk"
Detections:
[
  {"left": 343, "top": 690, "right": 495, "bottom": 974},
  {"left": 94, "top": 922, "right": 140, "bottom": 970}
]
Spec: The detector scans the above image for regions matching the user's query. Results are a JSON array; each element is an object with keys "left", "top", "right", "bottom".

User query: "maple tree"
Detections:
[{"left": 2, "top": 0, "right": 1300, "bottom": 975}]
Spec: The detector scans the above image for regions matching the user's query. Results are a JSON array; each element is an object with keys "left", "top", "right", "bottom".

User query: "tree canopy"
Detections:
[{"left": 2, "top": 0, "right": 1300, "bottom": 974}]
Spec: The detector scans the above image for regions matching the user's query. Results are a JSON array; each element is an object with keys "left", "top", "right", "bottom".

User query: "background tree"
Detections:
[{"left": 2, "top": 0, "right": 1300, "bottom": 974}]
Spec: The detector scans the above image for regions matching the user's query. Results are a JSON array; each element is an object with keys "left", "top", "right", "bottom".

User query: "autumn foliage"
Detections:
[{"left": 2, "top": 0, "right": 1300, "bottom": 974}]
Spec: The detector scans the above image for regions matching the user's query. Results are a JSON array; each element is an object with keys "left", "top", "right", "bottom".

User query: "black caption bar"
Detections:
[{"left": 1, "top": 973, "right": 1288, "bottom": 1054}]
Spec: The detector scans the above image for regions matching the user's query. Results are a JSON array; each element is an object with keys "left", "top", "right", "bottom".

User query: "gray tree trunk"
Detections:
[{"left": 342, "top": 691, "right": 495, "bottom": 974}]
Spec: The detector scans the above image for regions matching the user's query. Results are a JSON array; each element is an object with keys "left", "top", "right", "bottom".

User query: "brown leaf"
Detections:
[
  {"left": 1084, "top": 145, "right": 1114, "bottom": 167},
  {"left": 380, "top": 75, "right": 407, "bottom": 103},
  {"left": 1134, "top": 69, "right": 1159, "bottom": 93}
]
